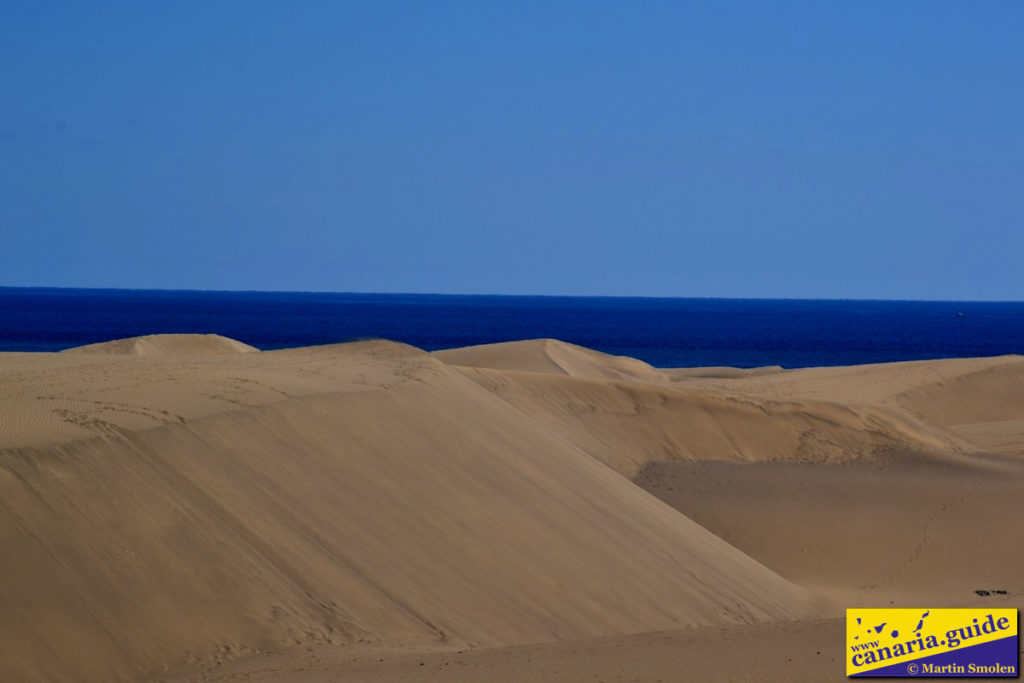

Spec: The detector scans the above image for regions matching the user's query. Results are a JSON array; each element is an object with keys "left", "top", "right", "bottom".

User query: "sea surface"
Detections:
[{"left": 1, "top": 287, "right": 1022, "bottom": 368}]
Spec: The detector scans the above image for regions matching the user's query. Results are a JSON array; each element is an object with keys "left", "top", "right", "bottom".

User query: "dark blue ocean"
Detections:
[{"left": 1, "top": 287, "right": 1022, "bottom": 368}]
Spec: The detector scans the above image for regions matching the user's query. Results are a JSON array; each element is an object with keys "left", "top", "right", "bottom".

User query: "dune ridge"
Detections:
[
  {"left": 0, "top": 337, "right": 815, "bottom": 681},
  {"left": 447, "top": 365, "right": 977, "bottom": 476},
  {"left": 61, "top": 333, "right": 259, "bottom": 355},
  {"left": 1, "top": 335, "right": 1021, "bottom": 682},
  {"left": 433, "top": 338, "right": 666, "bottom": 383}
]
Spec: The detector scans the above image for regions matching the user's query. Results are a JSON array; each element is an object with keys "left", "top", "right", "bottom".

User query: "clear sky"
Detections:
[{"left": 2, "top": 2, "right": 1022, "bottom": 299}]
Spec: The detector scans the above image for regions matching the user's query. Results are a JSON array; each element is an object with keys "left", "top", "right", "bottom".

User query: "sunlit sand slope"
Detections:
[
  {"left": 445, "top": 366, "right": 974, "bottom": 475},
  {"left": 434, "top": 338, "right": 665, "bottom": 383},
  {"left": 62, "top": 333, "right": 259, "bottom": 355},
  {"left": 667, "top": 354, "right": 1024, "bottom": 456},
  {"left": 0, "top": 339, "right": 815, "bottom": 681}
]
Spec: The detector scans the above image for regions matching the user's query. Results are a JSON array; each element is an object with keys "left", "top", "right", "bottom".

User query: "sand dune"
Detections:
[
  {"left": 446, "top": 366, "right": 976, "bottom": 475},
  {"left": 668, "top": 353, "right": 1024, "bottom": 417},
  {"left": 0, "top": 337, "right": 814, "bottom": 681},
  {"left": 433, "top": 338, "right": 665, "bottom": 383},
  {"left": 666, "top": 353, "right": 1024, "bottom": 459},
  {"left": 1, "top": 336, "right": 1021, "bottom": 682},
  {"left": 62, "top": 333, "right": 259, "bottom": 355}
]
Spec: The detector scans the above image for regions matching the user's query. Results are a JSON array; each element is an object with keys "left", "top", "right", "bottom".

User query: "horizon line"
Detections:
[{"left": 0, "top": 284, "right": 1021, "bottom": 305}]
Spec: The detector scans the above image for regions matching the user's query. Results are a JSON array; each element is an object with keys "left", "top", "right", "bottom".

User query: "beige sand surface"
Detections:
[
  {"left": 61, "top": 333, "right": 259, "bottom": 356},
  {"left": 434, "top": 338, "right": 666, "bottom": 383},
  {"left": 0, "top": 335, "right": 1020, "bottom": 681},
  {"left": 155, "top": 619, "right": 851, "bottom": 683}
]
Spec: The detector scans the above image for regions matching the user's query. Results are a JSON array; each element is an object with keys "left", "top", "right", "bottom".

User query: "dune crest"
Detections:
[
  {"left": 2, "top": 338, "right": 1022, "bottom": 681},
  {"left": 434, "top": 338, "right": 664, "bottom": 383},
  {"left": 0, "top": 341, "right": 816, "bottom": 682},
  {"left": 62, "top": 333, "right": 258, "bottom": 355}
]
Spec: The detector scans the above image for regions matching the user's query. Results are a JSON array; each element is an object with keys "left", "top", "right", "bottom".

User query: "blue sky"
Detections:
[{"left": 2, "top": 2, "right": 1022, "bottom": 299}]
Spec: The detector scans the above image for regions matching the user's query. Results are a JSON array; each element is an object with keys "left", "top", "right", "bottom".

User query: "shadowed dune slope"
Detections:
[
  {"left": 61, "top": 333, "right": 259, "bottom": 355},
  {"left": 663, "top": 365, "right": 785, "bottom": 380},
  {"left": 0, "top": 338, "right": 816, "bottom": 682},
  {"left": 636, "top": 457, "right": 1024, "bottom": 608}
]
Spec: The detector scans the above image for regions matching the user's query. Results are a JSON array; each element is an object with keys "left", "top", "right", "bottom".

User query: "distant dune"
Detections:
[
  {"left": 62, "top": 333, "right": 259, "bottom": 355},
  {"left": 437, "top": 343, "right": 984, "bottom": 476},
  {"left": 433, "top": 338, "right": 666, "bottom": 383},
  {"left": 0, "top": 335, "right": 1021, "bottom": 682}
]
